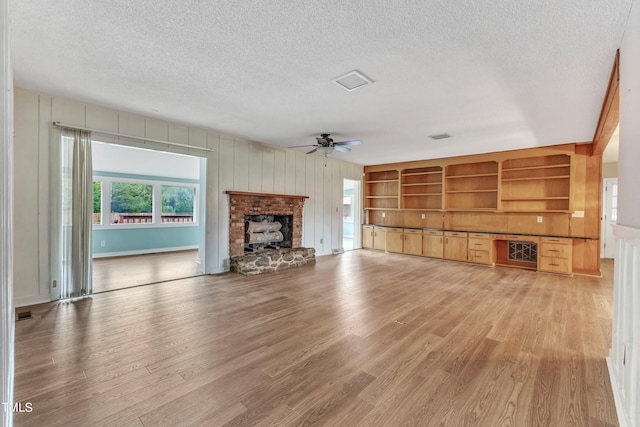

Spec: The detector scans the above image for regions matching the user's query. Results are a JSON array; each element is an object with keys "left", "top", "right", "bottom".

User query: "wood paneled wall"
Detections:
[{"left": 12, "top": 88, "right": 363, "bottom": 306}]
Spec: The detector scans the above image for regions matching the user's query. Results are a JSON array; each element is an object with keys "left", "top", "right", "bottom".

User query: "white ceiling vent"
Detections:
[
  {"left": 333, "top": 70, "right": 373, "bottom": 92},
  {"left": 429, "top": 133, "right": 451, "bottom": 140}
]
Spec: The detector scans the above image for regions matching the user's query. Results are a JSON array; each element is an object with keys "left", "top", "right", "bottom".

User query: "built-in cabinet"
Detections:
[
  {"left": 423, "top": 231, "right": 444, "bottom": 258},
  {"left": 362, "top": 143, "right": 601, "bottom": 276},
  {"left": 538, "top": 237, "right": 572, "bottom": 274},
  {"left": 385, "top": 228, "right": 404, "bottom": 253},
  {"left": 373, "top": 226, "right": 387, "bottom": 250},
  {"left": 362, "top": 225, "right": 374, "bottom": 249},
  {"left": 444, "top": 231, "right": 468, "bottom": 261},
  {"left": 467, "top": 233, "right": 492, "bottom": 265},
  {"left": 403, "top": 229, "right": 423, "bottom": 255}
]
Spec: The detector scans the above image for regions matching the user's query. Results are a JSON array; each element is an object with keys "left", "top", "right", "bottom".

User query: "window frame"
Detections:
[{"left": 92, "top": 176, "right": 199, "bottom": 230}]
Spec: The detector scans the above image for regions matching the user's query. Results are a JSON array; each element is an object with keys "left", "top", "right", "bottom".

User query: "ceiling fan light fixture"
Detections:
[
  {"left": 317, "top": 146, "right": 335, "bottom": 156},
  {"left": 333, "top": 70, "right": 373, "bottom": 92}
]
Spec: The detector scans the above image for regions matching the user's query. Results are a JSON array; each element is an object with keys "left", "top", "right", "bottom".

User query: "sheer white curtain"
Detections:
[{"left": 60, "top": 128, "right": 93, "bottom": 298}]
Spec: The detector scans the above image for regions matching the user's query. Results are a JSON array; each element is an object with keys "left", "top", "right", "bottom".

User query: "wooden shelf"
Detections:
[
  {"left": 401, "top": 182, "right": 442, "bottom": 187},
  {"left": 364, "top": 207, "right": 400, "bottom": 211},
  {"left": 502, "top": 163, "right": 570, "bottom": 172},
  {"left": 447, "top": 189, "right": 498, "bottom": 194},
  {"left": 445, "top": 208, "right": 497, "bottom": 212},
  {"left": 501, "top": 209, "right": 571, "bottom": 213},
  {"left": 365, "top": 179, "right": 399, "bottom": 184},
  {"left": 366, "top": 196, "right": 398, "bottom": 199},
  {"left": 402, "top": 193, "right": 442, "bottom": 196},
  {"left": 446, "top": 173, "right": 498, "bottom": 179},
  {"left": 502, "top": 175, "right": 570, "bottom": 182},
  {"left": 402, "top": 171, "right": 442, "bottom": 176},
  {"left": 502, "top": 197, "right": 569, "bottom": 201}
]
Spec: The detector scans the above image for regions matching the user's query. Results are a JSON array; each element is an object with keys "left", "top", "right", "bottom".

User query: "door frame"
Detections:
[{"left": 601, "top": 177, "right": 618, "bottom": 258}]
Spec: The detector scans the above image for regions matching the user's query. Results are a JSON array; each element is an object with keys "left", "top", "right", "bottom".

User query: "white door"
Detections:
[{"left": 601, "top": 178, "right": 618, "bottom": 259}]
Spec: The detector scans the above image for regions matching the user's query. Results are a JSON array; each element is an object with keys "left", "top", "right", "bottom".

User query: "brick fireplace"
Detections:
[{"left": 226, "top": 191, "right": 308, "bottom": 257}]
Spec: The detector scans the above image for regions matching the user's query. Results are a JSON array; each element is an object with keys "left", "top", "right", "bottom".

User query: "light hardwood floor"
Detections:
[
  {"left": 92, "top": 249, "right": 201, "bottom": 293},
  {"left": 14, "top": 251, "right": 618, "bottom": 426}
]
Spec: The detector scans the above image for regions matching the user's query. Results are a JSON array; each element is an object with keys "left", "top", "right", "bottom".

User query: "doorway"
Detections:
[
  {"left": 601, "top": 177, "right": 618, "bottom": 259},
  {"left": 343, "top": 179, "right": 361, "bottom": 251},
  {"left": 90, "top": 142, "right": 206, "bottom": 292}
]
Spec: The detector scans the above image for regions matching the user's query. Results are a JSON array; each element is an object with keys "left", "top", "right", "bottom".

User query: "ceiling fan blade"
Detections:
[
  {"left": 334, "top": 145, "right": 351, "bottom": 153},
  {"left": 289, "top": 144, "right": 318, "bottom": 148},
  {"left": 334, "top": 139, "right": 363, "bottom": 146},
  {"left": 306, "top": 148, "right": 318, "bottom": 155}
]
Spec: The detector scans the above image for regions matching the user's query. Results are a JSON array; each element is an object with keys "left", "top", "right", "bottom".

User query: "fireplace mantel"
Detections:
[{"left": 225, "top": 191, "right": 309, "bottom": 199}]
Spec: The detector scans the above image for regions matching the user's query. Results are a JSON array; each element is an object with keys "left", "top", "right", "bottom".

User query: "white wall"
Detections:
[
  {"left": 92, "top": 142, "right": 201, "bottom": 179},
  {"left": 608, "top": 2, "right": 640, "bottom": 426},
  {"left": 12, "top": 87, "right": 364, "bottom": 306},
  {"left": 0, "top": 0, "right": 14, "bottom": 424}
]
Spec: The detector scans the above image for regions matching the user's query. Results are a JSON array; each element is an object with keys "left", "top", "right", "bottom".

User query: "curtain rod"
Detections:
[{"left": 53, "top": 121, "right": 215, "bottom": 153}]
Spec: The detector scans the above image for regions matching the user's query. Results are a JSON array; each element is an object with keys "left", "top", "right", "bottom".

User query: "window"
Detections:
[
  {"left": 161, "top": 185, "right": 195, "bottom": 223},
  {"left": 93, "top": 181, "right": 102, "bottom": 225},
  {"left": 110, "top": 182, "right": 153, "bottom": 224}
]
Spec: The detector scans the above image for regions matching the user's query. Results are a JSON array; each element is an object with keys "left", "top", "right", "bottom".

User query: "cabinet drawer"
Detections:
[
  {"left": 468, "top": 249, "right": 490, "bottom": 264},
  {"left": 541, "top": 237, "right": 571, "bottom": 245},
  {"left": 469, "top": 233, "right": 491, "bottom": 239},
  {"left": 404, "top": 229, "right": 423, "bottom": 235},
  {"left": 539, "top": 256, "right": 571, "bottom": 274},
  {"left": 385, "top": 227, "right": 404, "bottom": 233},
  {"left": 468, "top": 238, "right": 491, "bottom": 251},
  {"left": 424, "top": 230, "right": 443, "bottom": 236},
  {"left": 445, "top": 231, "right": 468, "bottom": 238},
  {"left": 540, "top": 243, "right": 571, "bottom": 258}
]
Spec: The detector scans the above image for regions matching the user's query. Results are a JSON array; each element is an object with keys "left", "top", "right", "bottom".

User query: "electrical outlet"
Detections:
[
  {"left": 100, "top": 241, "right": 106, "bottom": 247},
  {"left": 536, "top": 216, "right": 543, "bottom": 223},
  {"left": 572, "top": 210, "right": 585, "bottom": 218},
  {"left": 382, "top": 212, "right": 386, "bottom": 218},
  {"left": 421, "top": 213, "right": 426, "bottom": 219},
  {"left": 320, "top": 238, "right": 324, "bottom": 244},
  {"left": 52, "top": 280, "right": 57, "bottom": 288}
]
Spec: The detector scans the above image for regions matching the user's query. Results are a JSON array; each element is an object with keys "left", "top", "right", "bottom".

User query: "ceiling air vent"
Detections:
[
  {"left": 333, "top": 70, "right": 373, "bottom": 92},
  {"left": 429, "top": 133, "right": 451, "bottom": 140}
]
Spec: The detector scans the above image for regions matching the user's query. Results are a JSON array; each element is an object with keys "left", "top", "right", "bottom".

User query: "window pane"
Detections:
[
  {"left": 110, "top": 182, "right": 153, "bottom": 224},
  {"left": 161, "top": 185, "right": 195, "bottom": 223},
  {"left": 93, "top": 181, "right": 101, "bottom": 225}
]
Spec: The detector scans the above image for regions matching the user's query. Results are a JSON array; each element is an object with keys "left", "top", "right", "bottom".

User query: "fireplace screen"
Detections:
[{"left": 244, "top": 214, "right": 293, "bottom": 252}]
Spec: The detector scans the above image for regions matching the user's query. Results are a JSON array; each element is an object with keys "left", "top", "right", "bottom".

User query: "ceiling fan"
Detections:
[{"left": 289, "top": 133, "right": 363, "bottom": 156}]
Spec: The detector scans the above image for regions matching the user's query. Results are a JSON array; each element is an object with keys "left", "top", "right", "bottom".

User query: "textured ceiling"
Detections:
[{"left": 10, "top": 0, "right": 632, "bottom": 165}]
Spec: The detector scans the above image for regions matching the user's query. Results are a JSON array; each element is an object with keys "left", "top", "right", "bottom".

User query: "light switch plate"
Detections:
[
  {"left": 382, "top": 212, "right": 386, "bottom": 217},
  {"left": 572, "top": 210, "right": 585, "bottom": 218},
  {"left": 421, "top": 213, "right": 426, "bottom": 219},
  {"left": 536, "top": 216, "right": 543, "bottom": 223}
]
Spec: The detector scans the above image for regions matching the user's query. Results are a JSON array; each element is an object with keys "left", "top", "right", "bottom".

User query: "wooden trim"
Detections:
[
  {"left": 592, "top": 50, "right": 620, "bottom": 156},
  {"left": 225, "top": 191, "right": 309, "bottom": 199}
]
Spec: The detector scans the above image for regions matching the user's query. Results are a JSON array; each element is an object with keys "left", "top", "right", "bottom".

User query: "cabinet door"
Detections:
[
  {"left": 444, "top": 236, "right": 468, "bottom": 261},
  {"left": 373, "top": 228, "right": 386, "bottom": 250},
  {"left": 386, "top": 230, "right": 404, "bottom": 253},
  {"left": 423, "top": 234, "right": 444, "bottom": 258},
  {"left": 403, "top": 233, "right": 423, "bottom": 256},
  {"left": 362, "top": 226, "right": 374, "bottom": 249}
]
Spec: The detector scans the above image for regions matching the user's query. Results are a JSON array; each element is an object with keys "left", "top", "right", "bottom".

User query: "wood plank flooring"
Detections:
[
  {"left": 92, "top": 249, "right": 200, "bottom": 293},
  {"left": 14, "top": 251, "right": 618, "bottom": 426}
]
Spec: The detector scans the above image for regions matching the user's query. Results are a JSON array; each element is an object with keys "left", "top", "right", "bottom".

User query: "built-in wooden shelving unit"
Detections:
[
  {"left": 445, "top": 161, "right": 499, "bottom": 210},
  {"left": 365, "top": 170, "right": 399, "bottom": 209},
  {"left": 400, "top": 166, "right": 442, "bottom": 210},
  {"left": 501, "top": 154, "right": 571, "bottom": 212}
]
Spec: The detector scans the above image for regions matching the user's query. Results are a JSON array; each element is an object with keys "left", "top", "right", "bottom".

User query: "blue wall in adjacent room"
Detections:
[{"left": 92, "top": 226, "right": 199, "bottom": 255}]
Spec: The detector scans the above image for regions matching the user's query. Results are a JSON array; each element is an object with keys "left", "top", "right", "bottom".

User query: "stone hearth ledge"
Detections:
[{"left": 230, "top": 247, "right": 316, "bottom": 276}]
